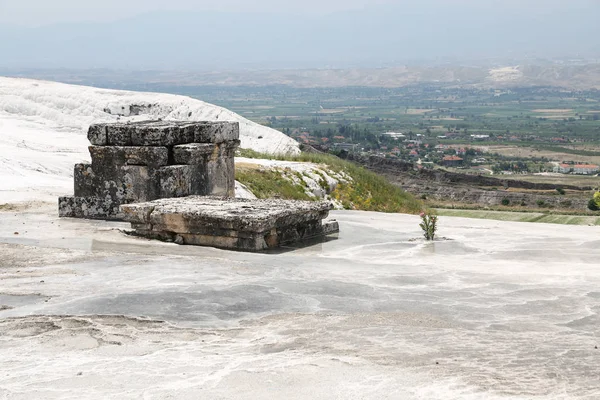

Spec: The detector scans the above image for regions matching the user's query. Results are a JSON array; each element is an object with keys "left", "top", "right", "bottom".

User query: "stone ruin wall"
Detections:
[{"left": 58, "top": 121, "right": 240, "bottom": 220}]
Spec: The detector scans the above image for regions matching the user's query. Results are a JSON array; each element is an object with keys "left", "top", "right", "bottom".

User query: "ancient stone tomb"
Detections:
[
  {"left": 59, "top": 120, "right": 339, "bottom": 251},
  {"left": 121, "top": 196, "right": 339, "bottom": 251},
  {"left": 59, "top": 121, "right": 240, "bottom": 220}
]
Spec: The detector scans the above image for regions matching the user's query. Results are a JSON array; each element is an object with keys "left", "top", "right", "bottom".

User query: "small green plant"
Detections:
[
  {"left": 556, "top": 187, "right": 565, "bottom": 195},
  {"left": 536, "top": 200, "right": 546, "bottom": 208},
  {"left": 501, "top": 198, "right": 510, "bottom": 206},
  {"left": 419, "top": 211, "right": 438, "bottom": 241}
]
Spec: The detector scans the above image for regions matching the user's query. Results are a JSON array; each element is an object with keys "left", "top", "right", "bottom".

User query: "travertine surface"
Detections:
[{"left": 1, "top": 209, "right": 599, "bottom": 399}]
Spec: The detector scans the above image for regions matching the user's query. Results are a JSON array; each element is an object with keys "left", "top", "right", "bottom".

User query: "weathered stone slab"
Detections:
[
  {"left": 74, "top": 164, "right": 159, "bottom": 203},
  {"left": 89, "top": 146, "right": 169, "bottom": 168},
  {"left": 206, "top": 143, "right": 237, "bottom": 197},
  {"left": 112, "top": 165, "right": 160, "bottom": 202},
  {"left": 158, "top": 165, "right": 203, "bottom": 198},
  {"left": 73, "top": 163, "right": 98, "bottom": 197},
  {"left": 88, "top": 121, "right": 239, "bottom": 147},
  {"left": 87, "top": 125, "right": 108, "bottom": 146},
  {"left": 88, "top": 121, "right": 240, "bottom": 146},
  {"left": 130, "top": 122, "right": 194, "bottom": 146},
  {"left": 58, "top": 196, "right": 125, "bottom": 221},
  {"left": 120, "top": 197, "right": 338, "bottom": 251},
  {"left": 193, "top": 122, "right": 240, "bottom": 144},
  {"left": 172, "top": 143, "right": 216, "bottom": 165}
]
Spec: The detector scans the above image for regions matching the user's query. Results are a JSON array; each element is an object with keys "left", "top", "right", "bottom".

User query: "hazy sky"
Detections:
[
  {"left": 0, "top": 0, "right": 598, "bottom": 69},
  {"left": 0, "top": 0, "right": 398, "bottom": 26},
  {"left": 3, "top": 0, "right": 598, "bottom": 26}
]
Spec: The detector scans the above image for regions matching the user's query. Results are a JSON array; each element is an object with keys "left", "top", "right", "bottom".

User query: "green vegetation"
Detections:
[
  {"left": 235, "top": 150, "right": 423, "bottom": 214},
  {"left": 588, "top": 191, "right": 600, "bottom": 211},
  {"left": 189, "top": 85, "right": 600, "bottom": 186},
  {"left": 235, "top": 168, "right": 312, "bottom": 201},
  {"left": 419, "top": 211, "right": 438, "bottom": 240},
  {"left": 134, "top": 83, "right": 600, "bottom": 216},
  {"left": 533, "top": 145, "right": 600, "bottom": 157},
  {"left": 180, "top": 85, "right": 600, "bottom": 145}
]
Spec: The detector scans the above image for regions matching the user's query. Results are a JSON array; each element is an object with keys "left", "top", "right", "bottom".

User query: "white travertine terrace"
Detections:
[{"left": 1, "top": 207, "right": 599, "bottom": 399}]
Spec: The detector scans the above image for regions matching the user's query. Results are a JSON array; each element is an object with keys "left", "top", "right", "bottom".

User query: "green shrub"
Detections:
[
  {"left": 501, "top": 198, "right": 510, "bottom": 206},
  {"left": 235, "top": 149, "right": 423, "bottom": 214},
  {"left": 556, "top": 187, "right": 565, "bottom": 195},
  {"left": 419, "top": 211, "right": 438, "bottom": 240},
  {"left": 235, "top": 169, "right": 312, "bottom": 201},
  {"left": 536, "top": 200, "right": 546, "bottom": 207},
  {"left": 588, "top": 198, "right": 600, "bottom": 211}
]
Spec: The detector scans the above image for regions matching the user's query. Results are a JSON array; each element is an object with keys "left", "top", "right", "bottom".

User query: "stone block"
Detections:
[
  {"left": 75, "top": 164, "right": 159, "bottom": 203},
  {"left": 87, "top": 125, "right": 108, "bottom": 146},
  {"left": 205, "top": 142, "right": 238, "bottom": 197},
  {"left": 88, "top": 120, "right": 239, "bottom": 147},
  {"left": 73, "top": 163, "right": 99, "bottom": 197},
  {"left": 130, "top": 122, "right": 194, "bottom": 146},
  {"left": 106, "top": 125, "right": 134, "bottom": 146},
  {"left": 58, "top": 196, "right": 125, "bottom": 220},
  {"left": 172, "top": 143, "right": 215, "bottom": 165},
  {"left": 193, "top": 122, "right": 240, "bottom": 144},
  {"left": 158, "top": 165, "right": 204, "bottom": 198},
  {"left": 115, "top": 165, "right": 160, "bottom": 202},
  {"left": 89, "top": 146, "right": 169, "bottom": 168}
]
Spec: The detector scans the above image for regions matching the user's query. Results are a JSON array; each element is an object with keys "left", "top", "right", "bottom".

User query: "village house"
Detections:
[
  {"left": 333, "top": 142, "right": 359, "bottom": 152},
  {"left": 554, "top": 163, "right": 599, "bottom": 175},
  {"left": 470, "top": 134, "right": 490, "bottom": 140},
  {"left": 442, "top": 155, "right": 463, "bottom": 167},
  {"left": 572, "top": 164, "right": 599, "bottom": 175},
  {"left": 553, "top": 163, "right": 572, "bottom": 173}
]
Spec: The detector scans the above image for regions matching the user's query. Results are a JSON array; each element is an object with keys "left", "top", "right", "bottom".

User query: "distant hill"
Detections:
[{"left": 5, "top": 64, "right": 600, "bottom": 90}]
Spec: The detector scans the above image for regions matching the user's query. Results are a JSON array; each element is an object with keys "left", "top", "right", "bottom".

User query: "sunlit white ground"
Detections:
[{"left": 1, "top": 206, "right": 599, "bottom": 399}]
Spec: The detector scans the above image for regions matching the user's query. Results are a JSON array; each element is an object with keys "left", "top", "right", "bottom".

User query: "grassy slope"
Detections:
[{"left": 236, "top": 149, "right": 423, "bottom": 214}]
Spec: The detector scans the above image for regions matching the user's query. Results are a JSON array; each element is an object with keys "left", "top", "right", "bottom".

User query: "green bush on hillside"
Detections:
[
  {"left": 235, "top": 149, "right": 423, "bottom": 214},
  {"left": 588, "top": 192, "right": 600, "bottom": 211}
]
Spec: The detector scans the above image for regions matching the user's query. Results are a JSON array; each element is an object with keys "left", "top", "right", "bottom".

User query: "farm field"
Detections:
[
  {"left": 436, "top": 209, "right": 600, "bottom": 225},
  {"left": 485, "top": 145, "right": 600, "bottom": 165},
  {"left": 107, "top": 84, "right": 600, "bottom": 144},
  {"left": 500, "top": 172, "right": 600, "bottom": 187}
]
